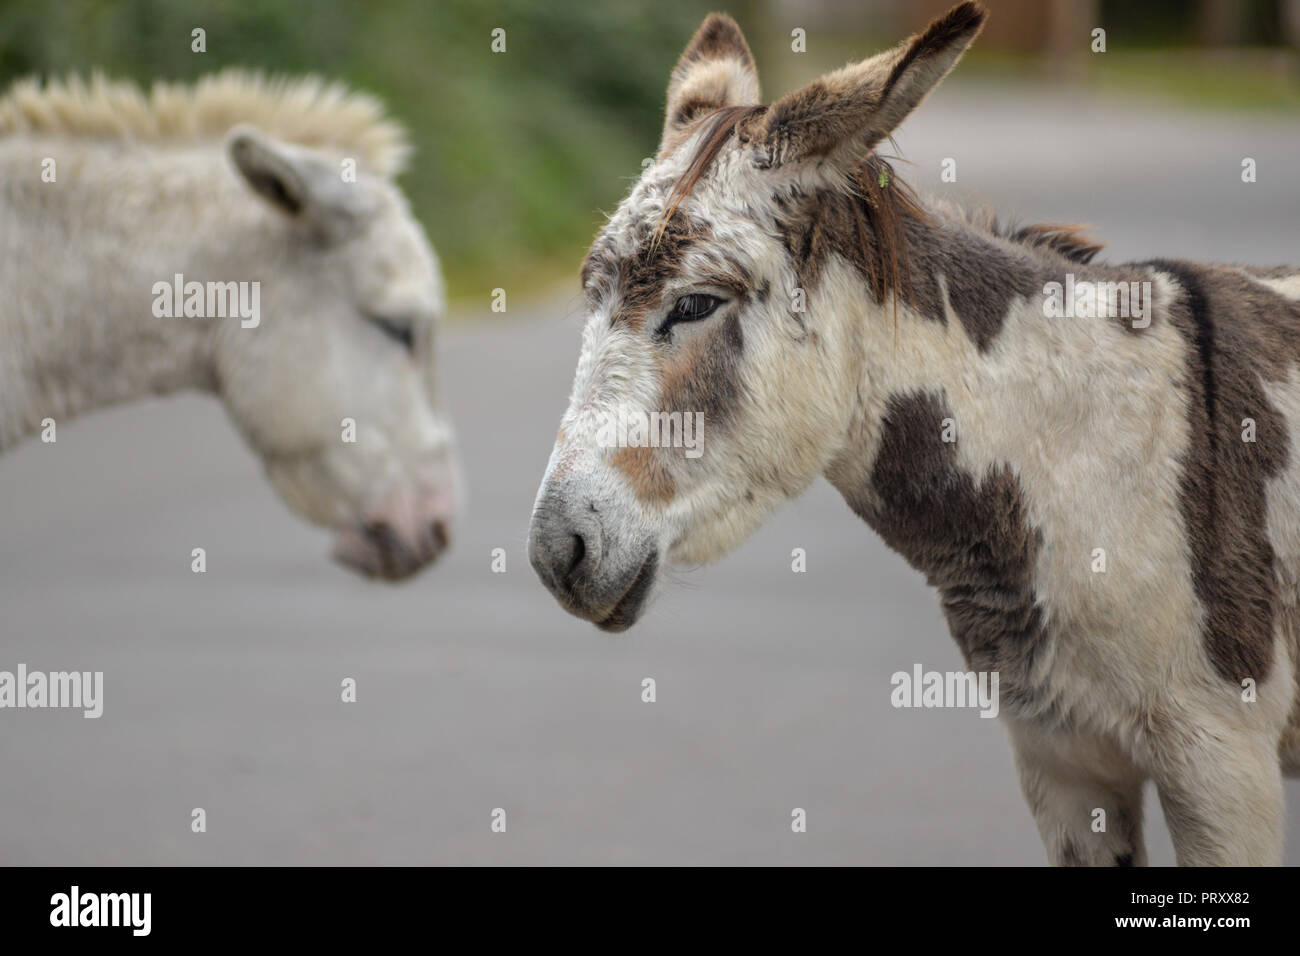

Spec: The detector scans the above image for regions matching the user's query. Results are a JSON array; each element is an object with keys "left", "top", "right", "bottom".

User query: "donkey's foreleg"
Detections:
[
  {"left": 1008, "top": 721, "right": 1146, "bottom": 866},
  {"left": 1151, "top": 731, "right": 1284, "bottom": 866}
]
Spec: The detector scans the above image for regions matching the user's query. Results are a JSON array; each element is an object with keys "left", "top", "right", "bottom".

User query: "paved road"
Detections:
[{"left": 2, "top": 86, "right": 1298, "bottom": 864}]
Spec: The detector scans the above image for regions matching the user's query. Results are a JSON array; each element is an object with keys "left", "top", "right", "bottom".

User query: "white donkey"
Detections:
[
  {"left": 0, "top": 72, "right": 459, "bottom": 579},
  {"left": 530, "top": 3, "right": 1300, "bottom": 865}
]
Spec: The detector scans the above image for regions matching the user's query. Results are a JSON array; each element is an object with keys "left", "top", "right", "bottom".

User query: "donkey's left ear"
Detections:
[
  {"left": 659, "top": 13, "right": 761, "bottom": 157},
  {"left": 748, "top": 1, "right": 985, "bottom": 177}
]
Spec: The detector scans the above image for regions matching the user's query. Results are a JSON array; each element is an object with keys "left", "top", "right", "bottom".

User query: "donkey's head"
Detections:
[
  {"left": 216, "top": 126, "right": 459, "bottom": 580},
  {"left": 530, "top": 3, "right": 985, "bottom": 627}
]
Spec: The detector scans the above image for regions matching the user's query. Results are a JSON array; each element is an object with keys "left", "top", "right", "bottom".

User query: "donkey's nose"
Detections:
[
  {"left": 528, "top": 483, "right": 659, "bottom": 630},
  {"left": 331, "top": 510, "right": 452, "bottom": 582},
  {"left": 529, "top": 508, "right": 600, "bottom": 595},
  {"left": 430, "top": 519, "right": 451, "bottom": 556},
  {"left": 565, "top": 533, "right": 587, "bottom": 583}
]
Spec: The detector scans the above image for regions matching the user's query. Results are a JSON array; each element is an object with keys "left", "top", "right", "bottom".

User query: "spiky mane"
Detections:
[
  {"left": 0, "top": 70, "right": 409, "bottom": 176},
  {"left": 936, "top": 201, "right": 1104, "bottom": 264}
]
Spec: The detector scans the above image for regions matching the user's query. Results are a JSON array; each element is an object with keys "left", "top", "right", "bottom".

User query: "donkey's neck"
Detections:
[
  {"left": 820, "top": 205, "right": 1153, "bottom": 672},
  {"left": 823, "top": 207, "right": 1058, "bottom": 493},
  {"left": 0, "top": 138, "right": 247, "bottom": 451},
  {"left": 817, "top": 211, "right": 1063, "bottom": 671}
]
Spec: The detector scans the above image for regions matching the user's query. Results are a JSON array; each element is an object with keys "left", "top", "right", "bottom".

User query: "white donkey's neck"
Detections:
[{"left": 0, "top": 136, "right": 258, "bottom": 450}]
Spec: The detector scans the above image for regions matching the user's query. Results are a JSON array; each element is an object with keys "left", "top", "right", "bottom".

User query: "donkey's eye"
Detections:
[
  {"left": 656, "top": 294, "right": 724, "bottom": 340},
  {"left": 670, "top": 294, "right": 722, "bottom": 322},
  {"left": 363, "top": 313, "right": 415, "bottom": 353}
]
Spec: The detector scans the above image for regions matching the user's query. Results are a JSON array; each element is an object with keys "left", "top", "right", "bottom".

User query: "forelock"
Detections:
[{"left": 583, "top": 118, "right": 758, "bottom": 296}]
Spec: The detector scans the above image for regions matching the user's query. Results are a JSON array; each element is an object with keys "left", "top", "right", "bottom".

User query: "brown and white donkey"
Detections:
[{"left": 528, "top": 2, "right": 1300, "bottom": 865}]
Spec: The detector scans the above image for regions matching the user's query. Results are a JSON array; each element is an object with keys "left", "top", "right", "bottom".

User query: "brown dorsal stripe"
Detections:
[{"left": 1143, "top": 258, "right": 1300, "bottom": 684}]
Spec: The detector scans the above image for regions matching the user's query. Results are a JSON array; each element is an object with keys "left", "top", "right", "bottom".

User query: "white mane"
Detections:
[{"left": 0, "top": 69, "right": 409, "bottom": 176}]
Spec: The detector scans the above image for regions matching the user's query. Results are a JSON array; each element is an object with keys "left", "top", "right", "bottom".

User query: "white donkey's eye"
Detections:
[{"left": 363, "top": 313, "right": 416, "bottom": 353}]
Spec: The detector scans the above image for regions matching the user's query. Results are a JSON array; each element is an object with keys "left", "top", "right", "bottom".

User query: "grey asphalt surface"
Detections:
[{"left": 2, "top": 85, "right": 1298, "bottom": 865}]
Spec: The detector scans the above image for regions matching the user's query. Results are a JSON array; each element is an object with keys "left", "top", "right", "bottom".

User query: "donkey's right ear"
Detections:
[
  {"left": 749, "top": 1, "right": 985, "bottom": 181},
  {"left": 226, "top": 125, "right": 374, "bottom": 237},
  {"left": 659, "top": 13, "right": 760, "bottom": 158}
]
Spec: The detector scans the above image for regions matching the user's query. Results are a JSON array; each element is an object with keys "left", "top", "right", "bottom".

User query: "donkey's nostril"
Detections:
[
  {"left": 430, "top": 520, "right": 450, "bottom": 554},
  {"left": 528, "top": 497, "right": 603, "bottom": 597},
  {"left": 365, "top": 521, "right": 397, "bottom": 548},
  {"left": 566, "top": 533, "right": 587, "bottom": 582}
]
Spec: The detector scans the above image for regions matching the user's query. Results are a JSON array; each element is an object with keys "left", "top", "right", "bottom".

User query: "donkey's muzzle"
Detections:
[
  {"left": 529, "top": 496, "right": 657, "bottom": 631},
  {"left": 332, "top": 517, "right": 451, "bottom": 581}
]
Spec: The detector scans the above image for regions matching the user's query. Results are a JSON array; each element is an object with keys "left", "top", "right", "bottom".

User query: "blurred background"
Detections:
[
  {"left": 2, "top": 1, "right": 1299, "bottom": 865},
  {"left": 1, "top": 0, "right": 1296, "bottom": 300}
]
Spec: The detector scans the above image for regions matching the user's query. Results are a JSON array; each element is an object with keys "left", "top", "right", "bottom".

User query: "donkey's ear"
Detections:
[
  {"left": 226, "top": 125, "right": 373, "bottom": 236},
  {"left": 659, "top": 13, "right": 760, "bottom": 157},
  {"left": 750, "top": 1, "right": 985, "bottom": 176}
]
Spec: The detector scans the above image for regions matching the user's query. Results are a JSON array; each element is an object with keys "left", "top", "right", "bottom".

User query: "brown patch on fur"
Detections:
[
  {"left": 1144, "top": 259, "right": 1300, "bottom": 683},
  {"left": 776, "top": 162, "right": 1112, "bottom": 352},
  {"left": 591, "top": 210, "right": 750, "bottom": 507},
  {"left": 848, "top": 390, "right": 1046, "bottom": 708},
  {"left": 784, "top": 186, "right": 1135, "bottom": 352},
  {"left": 775, "top": 155, "right": 925, "bottom": 317},
  {"left": 583, "top": 191, "right": 752, "bottom": 508},
  {"left": 660, "top": 309, "right": 745, "bottom": 427},
  {"left": 905, "top": 218, "right": 1041, "bottom": 350},
  {"left": 595, "top": 222, "right": 750, "bottom": 508},
  {"left": 605, "top": 210, "right": 706, "bottom": 332},
  {"left": 611, "top": 444, "right": 676, "bottom": 505},
  {"left": 614, "top": 306, "right": 745, "bottom": 507}
]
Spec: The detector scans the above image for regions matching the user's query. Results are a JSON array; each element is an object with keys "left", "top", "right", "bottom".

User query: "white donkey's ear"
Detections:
[
  {"left": 749, "top": 1, "right": 985, "bottom": 179},
  {"left": 226, "top": 125, "right": 373, "bottom": 237},
  {"left": 659, "top": 13, "right": 760, "bottom": 157}
]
